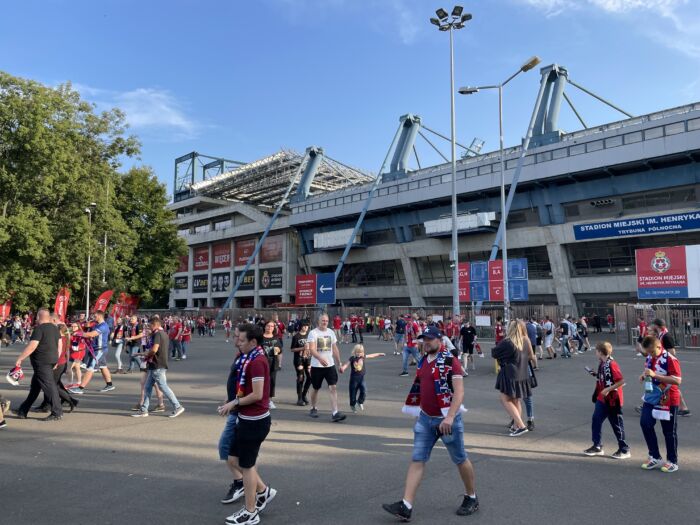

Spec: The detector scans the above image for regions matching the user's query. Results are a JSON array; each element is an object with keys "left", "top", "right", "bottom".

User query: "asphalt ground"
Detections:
[{"left": 1, "top": 331, "right": 699, "bottom": 525}]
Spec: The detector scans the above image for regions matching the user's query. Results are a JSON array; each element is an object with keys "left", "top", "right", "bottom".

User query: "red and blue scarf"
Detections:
[
  {"left": 402, "top": 349, "right": 466, "bottom": 417},
  {"left": 234, "top": 347, "right": 263, "bottom": 397}
]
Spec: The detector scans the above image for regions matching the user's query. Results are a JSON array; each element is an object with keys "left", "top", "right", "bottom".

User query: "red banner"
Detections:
[
  {"left": 260, "top": 235, "right": 283, "bottom": 263},
  {"left": 194, "top": 246, "right": 209, "bottom": 270},
  {"left": 0, "top": 300, "right": 11, "bottom": 321},
  {"left": 235, "top": 239, "right": 256, "bottom": 266},
  {"left": 212, "top": 242, "right": 232, "bottom": 269},
  {"left": 488, "top": 260, "right": 504, "bottom": 302},
  {"left": 93, "top": 290, "right": 114, "bottom": 313},
  {"left": 458, "top": 263, "right": 470, "bottom": 302},
  {"left": 54, "top": 287, "right": 70, "bottom": 323},
  {"left": 295, "top": 275, "right": 317, "bottom": 305},
  {"left": 177, "top": 254, "right": 189, "bottom": 273}
]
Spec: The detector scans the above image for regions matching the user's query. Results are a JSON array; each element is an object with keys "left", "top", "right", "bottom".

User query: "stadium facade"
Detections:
[{"left": 169, "top": 68, "right": 700, "bottom": 317}]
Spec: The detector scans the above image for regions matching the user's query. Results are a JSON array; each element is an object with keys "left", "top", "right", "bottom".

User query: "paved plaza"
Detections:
[{"left": 1, "top": 333, "right": 699, "bottom": 525}]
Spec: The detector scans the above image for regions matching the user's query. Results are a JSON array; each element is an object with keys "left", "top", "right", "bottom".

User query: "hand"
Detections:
[
  {"left": 639, "top": 374, "right": 645, "bottom": 383},
  {"left": 601, "top": 387, "right": 610, "bottom": 397},
  {"left": 319, "top": 358, "right": 329, "bottom": 367},
  {"left": 644, "top": 369, "right": 656, "bottom": 378},
  {"left": 439, "top": 416, "right": 454, "bottom": 436},
  {"left": 15, "top": 359, "right": 21, "bottom": 368},
  {"left": 339, "top": 365, "right": 345, "bottom": 374}
]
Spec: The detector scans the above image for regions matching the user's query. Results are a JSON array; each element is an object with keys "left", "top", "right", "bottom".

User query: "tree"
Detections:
[
  {"left": 0, "top": 71, "right": 183, "bottom": 310},
  {"left": 114, "top": 166, "right": 186, "bottom": 307}
]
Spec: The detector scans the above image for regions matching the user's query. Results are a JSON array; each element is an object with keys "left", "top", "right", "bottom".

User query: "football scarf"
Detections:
[
  {"left": 402, "top": 349, "right": 466, "bottom": 417},
  {"left": 644, "top": 349, "right": 672, "bottom": 420},
  {"left": 235, "top": 347, "right": 263, "bottom": 397}
]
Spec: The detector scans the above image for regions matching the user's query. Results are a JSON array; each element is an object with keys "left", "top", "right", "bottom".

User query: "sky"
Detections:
[{"left": 2, "top": 0, "right": 700, "bottom": 195}]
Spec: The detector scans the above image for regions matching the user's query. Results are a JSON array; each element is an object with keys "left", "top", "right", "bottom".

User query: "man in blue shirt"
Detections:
[{"left": 69, "top": 310, "right": 115, "bottom": 394}]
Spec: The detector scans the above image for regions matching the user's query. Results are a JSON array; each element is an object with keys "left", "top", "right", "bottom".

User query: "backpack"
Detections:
[
  {"left": 560, "top": 322, "right": 568, "bottom": 335},
  {"left": 536, "top": 323, "right": 544, "bottom": 338}
]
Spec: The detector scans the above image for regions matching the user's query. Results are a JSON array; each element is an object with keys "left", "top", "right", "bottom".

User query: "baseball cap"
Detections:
[{"left": 418, "top": 326, "right": 442, "bottom": 340}]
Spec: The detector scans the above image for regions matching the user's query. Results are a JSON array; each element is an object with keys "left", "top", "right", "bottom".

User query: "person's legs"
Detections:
[
  {"left": 18, "top": 372, "right": 42, "bottom": 415},
  {"left": 591, "top": 400, "right": 607, "bottom": 448},
  {"left": 328, "top": 384, "right": 339, "bottom": 414},
  {"left": 357, "top": 377, "right": 367, "bottom": 405},
  {"left": 219, "top": 414, "right": 242, "bottom": 480},
  {"left": 302, "top": 366, "right": 312, "bottom": 401},
  {"left": 181, "top": 341, "right": 188, "bottom": 358},
  {"left": 36, "top": 364, "right": 62, "bottom": 417},
  {"left": 404, "top": 413, "right": 438, "bottom": 505},
  {"left": 660, "top": 406, "right": 679, "bottom": 464},
  {"left": 523, "top": 396, "right": 534, "bottom": 421},
  {"left": 268, "top": 358, "right": 277, "bottom": 399},
  {"left": 500, "top": 394, "right": 525, "bottom": 429},
  {"left": 152, "top": 369, "right": 181, "bottom": 410},
  {"left": 606, "top": 406, "right": 629, "bottom": 452},
  {"left": 401, "top": 346, "right": 410, "bottom": 373},
  {"left": 349, "top": 376, "right": 359, "bottom": 408},
  {"left": 114, "top": 343, "right": 124, "bottom": 371},
  {"left": 296, "top": 366, "right": 305, "bottom": 402},
  {"left": 640, "top": 403, "right": 662, "bottom": 460},
  {"left": 139, "top": 370, "right": 155, "bottom": 412}
]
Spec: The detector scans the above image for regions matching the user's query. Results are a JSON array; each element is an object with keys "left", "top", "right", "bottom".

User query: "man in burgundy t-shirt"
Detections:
[{"left": 219, "top": 324, "right": 276, "bottom": 524}]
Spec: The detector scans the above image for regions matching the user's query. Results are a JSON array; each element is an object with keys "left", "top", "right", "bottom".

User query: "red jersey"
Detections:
[
  {"left": 405, "top": 321, "right": 421, "bottom": 348},
  {"left": 333, "top": 316, "right": 342, "bottom": 330},
  {"left": 495, "top": 324, "right": 505, "bottom": 343},
  {"left": 238, "top": 352, "right": 271, "bottom": 420},
  {"left": 445, "top": 322, "right": 458, "bottom": 338},
  {"left": 418, "top": 352, "right": 464, "bottom": 416},
  {"left": 276, "top": 321, "right": 285, "bottom": 336},
  {"left": 638, "top": 321, "right": 647, "bottom": 338},
  {"left": 169, "top": 322, "right": 182, "bottom": 340},
  {"left": 595, "top": 358, "right": 624, "bottom": 406},
  {"left": 646, "top": 350, "right": 682, "bottom": 407}
]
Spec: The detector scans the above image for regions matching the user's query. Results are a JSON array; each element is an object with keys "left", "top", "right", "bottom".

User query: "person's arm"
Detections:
[
  {"left": 643, "top": 368, "right": 681, "bottom": 386},
  {"left": 55, "top": 337, "right": 64, "bottom": 366},
  {"left": 601, "top": 379, "right": 625, "bottom": 397},
  {"left": 339, "top": 359, "right": 351, "bottom": 373},
  {"left": 290, "top": 338, "right": 305, "bottom": 353},
  {"left": 439, "top": 375, "right": 464, "bottom": 435},
  {"left": 307, "top": 338, "right": 327, "bottom": 366},
  {"left": 365, "top": 353, "right": 385, "bottom": 359},
  {"left": 219, "top": 377, "right": 266, "bottom": 416},
  {"left": 332, "top": 342, "right": 342, "bottom": 371},
  {"left": 15, "top": 340, "right": 39, "bottom": 367}
]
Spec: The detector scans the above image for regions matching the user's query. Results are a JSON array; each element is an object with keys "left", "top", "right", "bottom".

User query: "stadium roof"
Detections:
[{"left": 189, "top": 149, "right": 373, "bottom": 207}]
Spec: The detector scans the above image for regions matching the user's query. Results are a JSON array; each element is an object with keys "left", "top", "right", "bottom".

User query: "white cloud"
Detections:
[
  {"left": 390, "top": 0, "right": 420, "bottom": 45},
  {"left": 517, "top": 0, "right": 700, "bottom": 58},
  {"left": 70, "top": 83, "right": 200, "bottom": 140}
]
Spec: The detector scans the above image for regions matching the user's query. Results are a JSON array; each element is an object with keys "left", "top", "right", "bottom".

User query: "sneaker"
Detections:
[
  {"left": 181, "top": 355, "right": 187, "bottom": 360},
  {"left": 131, "top": 404, "right": 142, "bottom": 411},
  {"left": 100, "top": 385, "right": 115, "bottom": 392},
  {"left": 225, "top": 507, "right": 260, "bottom": 525},
  {"left": 222, "top": 480, "right": 245, "bottom": 504},
  {"left": 309, "top": 408, "right": 319, "bottom": 418},
  {"left": 40, "top": 414, "right": 62, "bottom": 422},
  {"left": 641, "top": 457, "right": 662, "bottom": 470},
  {"left": 678, "top": 409, "right": 691, "bottom": 417},
  {"left": 661, "top": 462, "right": 679, "bottom": 473},
  {"left": 611, "top": 449, "right": 631, "bottom": 459},
  {"left": 296, "top": 399, "right": 305, "bottom": 406},
  {"left": 584, "top": 446, "right": 604, "bottom": 456},
  {"left": 150, "top": 404, "right": 166, "bottom": 413},
  {"left": 509, "top": 427, "right": 529, "bottom": 437},
  {"left": 269, "top": 401, "right": 276, "bottom": 409},
  {"left": 399, "top": 371, "right": 409, "bottom": 377},
  {"left": 68, "top": 387, "right": 84, "bottom": 395},
  {"left": 506, "top": 419, "right": 514, "bottom": 430},
  {"left": 634, "top": 405, "right": 642, "bottom": 415},
  {"left": 351, "top": 405, "right": 357, "bottom": 413},
  {"left": 31, "top": 405, "right": 49, "bottom": 413},
  {"left": 0, "top": 420, "right": 6, "bottom": 430},
  {"left": 359, "top": 403, "right": 364, "bottom": 411},
  {"left": 526, "top": 420, "right": 535, "bottom": 432},
  {"left": 456, "top": 495, "right": 479, "bottom": 516},
  {"left": 331, "top": 411, "right": 347, "bottom": 423},
  {"left": 11, "top": 409, "right": 27, "bottom": 419},
  {"left": 131, "top": 411, "right": 149, "bottom": 418},
  {"left": 382, "top": 500, "right": 412, "bottom": 522},
  {"left": 255, "top": 486, "right": 277, "bottom": 512},
  {"left": 169, "top": 406, "right": 185, "bottom": 418}
]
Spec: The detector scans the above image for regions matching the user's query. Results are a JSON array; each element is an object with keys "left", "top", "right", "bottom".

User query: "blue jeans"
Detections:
[
  {"left": 181, "top": 341, "right": 188, "bottom": 357},
  {"left": 171, "top": 340, "right": 182, "bottom": 358},
  {"left": 402, "top": 346, "right": 420, "bottom": 373},
  {"left": 560, "top": 337, "right": 571, "bottom": 357},
  {"left": 524, "top": 397, "right": 533, "bottom": 420},
  {"left": 140, "top": 369, "right": 181, "bottom": 413},
  {"left": 349, "top": 375, "right": 366, "bottom": 407},
  {"left": 218, "top": 414, "right": 238, "bottom": 460},
  {"left": 640, "top": 403, "right": 678, "bottom": 464},
  {"left": 127, "top": 345, "right": 141, "bottom": 371},
  {"left": 591, "top": 400, "right": 628, "bottom": 451},
  {"left": 412, "top": 412, "right": 467, "bottom": 465}
]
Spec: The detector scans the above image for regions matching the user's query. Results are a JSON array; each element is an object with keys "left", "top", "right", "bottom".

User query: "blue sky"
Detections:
[{"left": 2, "top": 0, "right": 699, "bottom": 194}]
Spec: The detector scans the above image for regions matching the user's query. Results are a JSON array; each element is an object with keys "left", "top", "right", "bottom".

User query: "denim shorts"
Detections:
[
  {"left": 219, "top": 414, "right": 238, "bottom": 460},
  {"left": 394, "top": 333, "right": 404, "bottom": 344},
  {"left": 85, "top": 349, "right": 108, "bottom": 371},
  {"left": 412, "top": 411, "right": 467, "bottom": 465}
]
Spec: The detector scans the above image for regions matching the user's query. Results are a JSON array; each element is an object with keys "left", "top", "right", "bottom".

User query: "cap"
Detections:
[{"left": 418, "top": 326, "right": 442, "bottom": 340}]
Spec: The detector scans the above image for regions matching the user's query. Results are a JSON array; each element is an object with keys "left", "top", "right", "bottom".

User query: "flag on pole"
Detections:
[{"left": 93, "top": 290, "right": 114, "bottom": 313}]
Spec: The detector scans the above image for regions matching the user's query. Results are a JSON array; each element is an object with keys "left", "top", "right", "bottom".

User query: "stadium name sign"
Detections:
[{"left": 573, "top": 212, "right": 700, "bottom": 240}]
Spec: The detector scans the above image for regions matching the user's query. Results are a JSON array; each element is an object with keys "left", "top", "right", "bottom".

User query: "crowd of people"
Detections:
[{"left": 0, "top": 307, "right": 690, "bottom": 523}]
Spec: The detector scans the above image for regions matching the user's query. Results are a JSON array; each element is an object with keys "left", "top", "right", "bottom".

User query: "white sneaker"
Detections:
[
  {"left": 226, "top": 507, "right": 260, "bottom": 525},
  {"left": 255, "top": 486, "right": 277, "bottom": 512},
  {"left": 269, "top": 401, "right": 276, "bottom": 409},
  {"left": 169, "top": 406, "right": 185, "bottom": 418}
]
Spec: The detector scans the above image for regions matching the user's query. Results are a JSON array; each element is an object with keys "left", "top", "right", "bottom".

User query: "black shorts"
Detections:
[
  {"left": 536, "top": 336, "right": 542, "bottom": 346},
  {"left": 229, "top": 416, "right": 271, "bottom": 469},
  {"left": 293, "top": 355, "right": 311, "bottom": 369},
  {"left": 463, "top": 342, "right": 475, "bottom": 355},
  {"left": 637, "top": 336, "right": 644, "bottom": 344},
  {"left": 311, "top": 366, "right": 338, "bottom": 390}
]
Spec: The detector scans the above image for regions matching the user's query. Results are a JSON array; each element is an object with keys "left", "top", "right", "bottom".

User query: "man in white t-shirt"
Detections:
[{"left": 306, "top": 313, "right": 346, "bottom": 422}]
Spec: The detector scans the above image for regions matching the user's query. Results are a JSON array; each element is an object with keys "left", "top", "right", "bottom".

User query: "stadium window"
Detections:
[
  {"left": 333, "top": 260, "right": 407, "bottom": 287},
  {"left": 586, "top": 140, "right": 603, "bottom": 152},
  {"left": 569, "top": 144, "right": 586, "bottom": 156},
  {"left": 688, "top": 117, "right": 700, "bottom": 131},
  {"left": 644, "top": 126, "right": 664, "bottom": 140},
  {"left": 624, "top": 131, "right": 642, "bottom": 144},
  {"left": 552, "top": 148, "right": 568, "bottom": 159},
  {"left": 388, "top": 185, "right": 398, "bottom": 194},
  {"left": 536, "top": 151, "right": 552, "bottom": 163},
  {"left": 604, "top": 136, "right": 623, "bottom": 148},
  {"left": 478, "top": 164, "right": 492, "bottom": 175},
  {"left": 419, "top": 179, "right": 430, "bottom": 188},
  {"left": 467, "top": 168, "right": 478, "bottom": 178},
  {"left": 665, "top": 122, "right": 685, "bottom": 135}
]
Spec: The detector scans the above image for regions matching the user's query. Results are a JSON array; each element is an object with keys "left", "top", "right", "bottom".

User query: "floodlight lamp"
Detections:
[
  {"left": 430, "top": 17, "right": 441, "bottom": 26},
  {"left": 451, "top": 5, "right": 463, "bottom": 17},
  {"left": 461, "top": 13, "right": 472, "bottom": 22},
  {"left": 436, "top": 8, "right": 449, "bottom": 20}
]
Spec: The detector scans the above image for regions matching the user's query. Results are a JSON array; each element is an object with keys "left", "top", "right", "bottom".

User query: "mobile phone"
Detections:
[{"left": 584, "top": 366, "right": 594, "bottom": 375}]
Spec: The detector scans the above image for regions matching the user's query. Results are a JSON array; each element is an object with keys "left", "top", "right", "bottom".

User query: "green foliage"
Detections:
[{"left": 0, "top": 71, "right": 185, "bottom": 310}]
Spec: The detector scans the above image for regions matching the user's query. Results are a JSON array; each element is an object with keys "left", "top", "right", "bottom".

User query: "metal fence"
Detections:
[{"left": 613, "top": 303, "right": 700, "bottom": 350}]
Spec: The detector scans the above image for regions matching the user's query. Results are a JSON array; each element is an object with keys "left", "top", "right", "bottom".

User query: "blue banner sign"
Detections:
[{"left": 574, "top": 212, "right": 700, "bottom": 241}]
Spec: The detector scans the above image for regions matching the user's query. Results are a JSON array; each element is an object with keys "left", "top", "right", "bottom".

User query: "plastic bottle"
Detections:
[{"left": 644, "top": 375, "right": 654, "bottom": 393}]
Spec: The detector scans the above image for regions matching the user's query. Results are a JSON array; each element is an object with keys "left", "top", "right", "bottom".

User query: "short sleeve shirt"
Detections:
[
  {"left": 94, "top": 321, "right": 110, "bottom": 350},
  {"left": 307, "top": 328, "right": 337, "bottom": 368},
  {"left": 30, "top": 323, "right": 60, "bottom": 365},
  {"left": 418, "top": 353, "right": 464, "bottom": 417},
  {"left": 148, "top": 330, "right": 169, "bottom": 370},
  {"left": 238, "top": 354, "right": 270, "bottom": 420}
]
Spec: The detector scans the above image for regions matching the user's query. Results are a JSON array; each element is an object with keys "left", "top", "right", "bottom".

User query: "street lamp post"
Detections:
[
  {"left": 458, "top": 56, "right": 540, "bottom": 323},
  {"left": 85, "top": 203, "right": 97, "bottom": 318},
  {"left": 430, "top": 6, "right": 472, "bottom": 318}
]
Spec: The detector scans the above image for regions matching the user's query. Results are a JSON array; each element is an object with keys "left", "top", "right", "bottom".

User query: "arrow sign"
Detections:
[{"left": 316, "top": 273, "right": 336, "bottom": 304}]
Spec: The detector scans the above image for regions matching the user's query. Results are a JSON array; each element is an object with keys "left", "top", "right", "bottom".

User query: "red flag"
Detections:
[
  {"left": 0, "top": 300, "right": 11, "bottom": 321},
  {"left": 54, "top": 287, "right": 70, "bottom": 323},
  {"left": 93, "top": 290, "right": 114, "bottom": 313}
]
